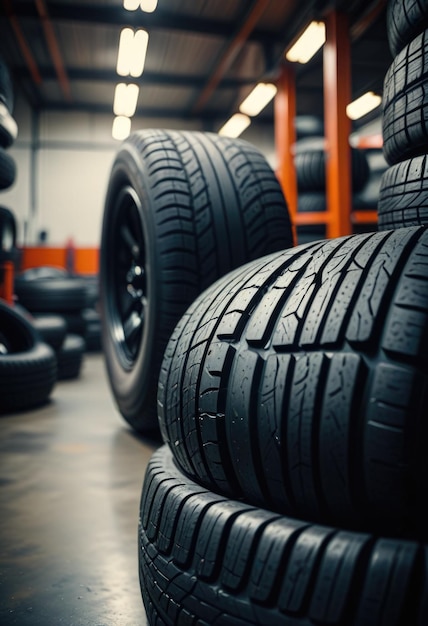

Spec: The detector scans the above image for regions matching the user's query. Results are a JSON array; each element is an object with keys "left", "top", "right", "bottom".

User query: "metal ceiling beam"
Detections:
[
  {"left": 2, "top": 0, "right": 42, "bottom": 86},
  {"left": 13, "top": 66, "right": 255, "bottom": 89},
  {"left": 38, "top": 100, "right": 234, "bottom": 120},
  {"left": 34, "top": 0, "right": 71, "bottom": 101},
  {"left": 8, "top": 1, "right": 274, "bottom": 43},
  {"left": 191, "top": 0, "right": 271, "bottom": 115}
]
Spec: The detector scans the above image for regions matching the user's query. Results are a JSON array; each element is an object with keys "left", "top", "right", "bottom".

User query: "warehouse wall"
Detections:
[{"left": 2, "top": 92, "right": 207, "bottom": 247}]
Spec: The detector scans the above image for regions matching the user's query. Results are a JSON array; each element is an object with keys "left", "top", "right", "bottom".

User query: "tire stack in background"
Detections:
[
  {"left": 352, "top": 146, "right": 389, "bottom": 232},
  {"left": 0, "top": 59, "right": 58, "bottom": 413},
  {"left": 294, "top": 136, "right": 371, "bottom": 244},
  {"left": 378, "top": 0, "right": 428, "bottom": 230},
  {"left": 0, "top": 55, "right": 19, "bottom": 273},
  {"left": 134, "top": 2, "right": 428, "bottom": 623},
  {"left": 0, "top": 299, "right": 57, "bottom": 413},
  {"left": 13, "top": 266, "right": 97, "bottom": 380},
  {"left": 0, "top": 57, "right": 87, "bottom": 409},
  {"left": 0, "top": 54, "right": 17, "bottom": 197}
]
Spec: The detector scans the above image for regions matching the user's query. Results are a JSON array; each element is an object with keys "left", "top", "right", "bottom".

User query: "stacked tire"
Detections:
[
  {"left": 0, "top": 55, "right": 17, "bottom": 195},
  {"left": 0, "top": 299, "right": 57, "bottom": 412},
  {"left": 0, "top": 57, "right": 19, "bottom": 273},
  {"left": 14, "top": 268, "right": 89, "bottom": 380},
  {"left": 295, "top": 137, "right": 370, "bottom": 243},
  {"left": 135, "top": 5, "right": 428, "bottom": 619},
  {"left": 137, "top": 226, "right": 428, "bottom": 625},
  {"left": 378, "top": 0, "right": 428, "bottom": 230}
]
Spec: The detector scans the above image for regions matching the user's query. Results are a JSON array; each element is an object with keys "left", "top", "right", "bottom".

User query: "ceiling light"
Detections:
[
  {"left": 112, "top": 116, "right": 131, "bottom": 141},
  {"left": 346, "top": 91, "right": 382, "bottom": 120},
  {"left": 113, "top": 83, "right": 139, "bottom": 117},
  {"left": 239, "top": 83, "right": 277, "bottom": 117},
  {"left": 116, "top": 28, "right": 149, "bottom": 77},
  {"left": 123, "top": 0, "right": 158, "bottom": 11},
  {"left": 123, "top": 0, "right": 140, "bottom": 9},
  {"left": 285, "top": 21, "right": 326, "bottom": 64},
  {"left": 218, "top": 113, "right": 251, "bottom": 138}
]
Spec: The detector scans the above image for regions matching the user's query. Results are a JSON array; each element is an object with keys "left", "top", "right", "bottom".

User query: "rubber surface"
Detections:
[
  {"left": 57, "top": 334, "right": 85, "bottom": 380},
  {"left": 32, "top": 314, "right": 68, "bottom": 351},
  {"left": 0, "top": 56, "right": 13, "bottom": 113},
  {"left": 378, "top": 155, "right": 428, "bottom": 230},
  {"left": 383, "top": 29, "right": 428, "bottom": 165},
  {"left": 354, "top": 149, "right": 388, "bottom": 210},
  {"left": 14, "top": 276, "right": 89, "bottom": 313},
  {"left": 0, "top": 147, "right": 16, "bottom": 190},
  {"left": 295, "top": 139, "right": 370, "bottom": 192},
  {"left": 100, "top": 129, "right": 293, "bottom": 432},
  {"left": 387, "top": 0, "right": 428, "bottom": 57},
  {"left": 0, "top": 206, "right": 16, "bottom": 259},
  {"left": 159, "top": 226, "right": 428, "bottom": 536},
  {"left": 139, "top": 446, "right": 428, "bottom": 626},
  {"left": 0, "top": 301, "right": 57, "bottom": 412},
  {"left": 0, "top": 102, "right": 17, "bottom": 149}
]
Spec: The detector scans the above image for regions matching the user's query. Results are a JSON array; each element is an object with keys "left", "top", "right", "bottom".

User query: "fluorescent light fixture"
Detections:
[
  {"left": 123, "top": 0, "right": 140, "bottom": 9},
  {"left": 112, "top": 115, "right": 131, "bottom": 141},
  {"left": 123, "top": 0, "right": 158, "bottom": 11},
  {"left": 116, "top": 28, "right": 149, "bottom": 77},
  {"left": 239, "top": 83, "right": 277, "bottom": 116},
  {"left": 113, "top": 83, "right": 139, "bottom": 117},
  {"left": 346, "top": 91, "right": 382, "bottom": 120},
  {"left": 218, "top": 113, "right": 251, "bottom": 138},
  {"left": 286, "top": 21, "right": 326, "bottom": 64}
]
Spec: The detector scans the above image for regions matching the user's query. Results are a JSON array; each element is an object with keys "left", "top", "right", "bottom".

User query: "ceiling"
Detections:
[{"left": 0, "top": 0, "right": 392, "bottom": 132}]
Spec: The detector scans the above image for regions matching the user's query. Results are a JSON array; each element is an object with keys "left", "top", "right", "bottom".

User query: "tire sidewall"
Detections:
[{"left": 100, "top": 141, "right": 159, "bottom": 421}]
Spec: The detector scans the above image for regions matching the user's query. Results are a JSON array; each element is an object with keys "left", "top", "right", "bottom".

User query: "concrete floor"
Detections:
[{"left": 0, "top": 353, "right": 161, "bottom": 625}]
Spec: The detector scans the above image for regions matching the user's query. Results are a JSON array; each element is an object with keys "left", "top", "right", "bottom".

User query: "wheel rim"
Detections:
[{"left": 109, "top": 185, "right": 147, "bottom": 366}]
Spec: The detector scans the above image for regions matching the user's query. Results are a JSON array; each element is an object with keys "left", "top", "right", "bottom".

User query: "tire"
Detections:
[
  {"left": 0, "top": 300, "right": 57, "bottom": 412},
  {"left": 295, "top": 139, "right": 370, "bottom": 192},
  {"left": 82, "top": 307, "right": 102, "bottom": 352},
  {"left": 158, "top": 226, "right": 428, "bottom": 536},
  {"left": 295, "top": 115, "right": 324, "bottom": 139},
  {"left": 378, "top": 155, "right": 428, "bottom": 230},
  {"left": 354, "top": 149, "right": 389, "bottom": 210},
  {"left": 56, "top": 333, "right": 85, "bottom": 380},
  {"left": 0, "top": 147, "right": 16, "bottom": 190},
  {"left": 17, "top": 266, "right": 69, "bottom": 281},
  {"left": 100, "top": 129, "right": 293, "bottom": 432},
  {"left": 387, "top": 0, "right": 428, "bottom": 57},
  {"left": 139, "top": 446, "right": 428, "bottom": 626},
  {"left": 0, "top": 206, "right": 16, "bottom": 261},
  {"left": 0, "top": 102, "right": 17, "bottom": 149},
  {"left": 32, "top": 314, "right": 68, "bottom": 351},
  {"left": 382, "top": 30, "right": 428, "bottom": 166},
  {"left": 14, "top": 275, "right": 89, "bottom": 313},
  {"left": 0, "top": 56, "right": 13, "bottom": 113},
  {"left": 61, "top": 311, "right": 87, "bottom": 336},
  {"left": 298, "top": 191, "right": 327, "bottom": 213}
]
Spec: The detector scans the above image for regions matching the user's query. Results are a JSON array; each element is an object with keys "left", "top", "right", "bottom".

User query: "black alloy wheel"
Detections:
[{"left": 105, "top": 185, "right": 150, "bottom": 370}]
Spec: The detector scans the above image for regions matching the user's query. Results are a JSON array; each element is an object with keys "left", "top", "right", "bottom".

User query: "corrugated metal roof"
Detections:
[{"left": 0, "top": 0, "right": 391, "bottom": 130}]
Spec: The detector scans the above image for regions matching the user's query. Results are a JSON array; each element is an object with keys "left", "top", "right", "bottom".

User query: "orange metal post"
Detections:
[
  {"left": 274, "top": 63, "right": 298, "bottom": 239},
  {"left": 323, "top": 11, "right": 352, "bottom": 238},
  {"left": 0, "top": 261, "right": 15, "bottom": 305}
]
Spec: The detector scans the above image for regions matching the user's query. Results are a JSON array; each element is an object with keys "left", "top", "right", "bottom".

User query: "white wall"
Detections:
[{"left": 2, "top": 93, "right": 206, "bottom": 247}]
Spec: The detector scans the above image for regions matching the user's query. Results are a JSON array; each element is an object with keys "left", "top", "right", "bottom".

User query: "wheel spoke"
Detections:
[
  {"left": 119, "top": 289, "right": 135, "bottom": 320},
  {"left": 120, "top": 223, "right": 140, "bottom": 260},
  {"left": 123, "top": 311, "right": 143, "bottom": 348}
]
